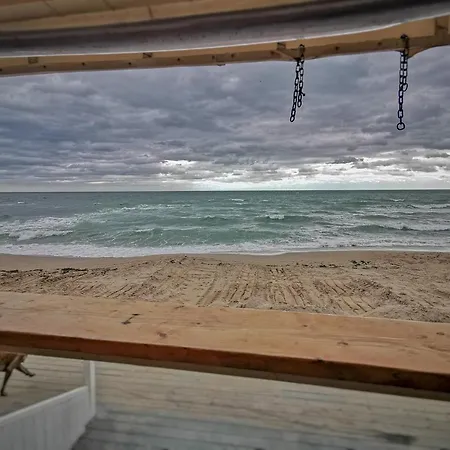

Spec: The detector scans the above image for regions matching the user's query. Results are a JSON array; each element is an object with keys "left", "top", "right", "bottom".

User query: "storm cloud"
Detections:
[{"left": 0, "top": 46, "right": 449, "bottom": 191}]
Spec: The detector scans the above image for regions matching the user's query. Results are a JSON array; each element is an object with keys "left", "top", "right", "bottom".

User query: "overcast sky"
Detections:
[{"left": 0, "top": 46, "right": 449, "bottom": 192}]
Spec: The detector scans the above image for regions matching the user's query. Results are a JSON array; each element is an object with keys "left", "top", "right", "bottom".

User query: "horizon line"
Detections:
[{"left": 1, "top": 188, "right": 450, "bottom": 194}]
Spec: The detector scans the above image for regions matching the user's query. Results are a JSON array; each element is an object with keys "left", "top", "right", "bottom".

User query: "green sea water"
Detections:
[{"left": 0, "top": 190, "right": 449, "bottom": 256}]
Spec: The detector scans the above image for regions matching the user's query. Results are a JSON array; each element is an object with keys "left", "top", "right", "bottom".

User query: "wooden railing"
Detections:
[
  {"left": 0, "top": 361, "right": 96, "bottom": 450},
  {"left": 0, "top": 291, "right": 449, "bottom": 400}
]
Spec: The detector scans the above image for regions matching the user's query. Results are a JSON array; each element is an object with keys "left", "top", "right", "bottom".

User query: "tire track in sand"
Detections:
[{"left": 197, "top": 265, "right": 230, "bottom": 307}]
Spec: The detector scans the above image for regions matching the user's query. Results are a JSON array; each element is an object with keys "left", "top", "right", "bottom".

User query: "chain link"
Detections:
[
  {"left": 290, "top": 45, "right": 305, "bottom": 123},
  {"left": 397, "top": 35, "right": 409, "bottom": 131}
]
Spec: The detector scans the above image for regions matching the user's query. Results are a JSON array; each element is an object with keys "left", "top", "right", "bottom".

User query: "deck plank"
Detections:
[
  {"left": 2, "top": 357, "right": 450, "bottom": 450},
  {"left": 0, "top": 291, "right": 450, "bottom": 396}
]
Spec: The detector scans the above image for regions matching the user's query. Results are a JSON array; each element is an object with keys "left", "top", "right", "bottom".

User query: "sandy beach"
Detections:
[{"left": 1, "top": 251, "right": 449, "bottom": 322}]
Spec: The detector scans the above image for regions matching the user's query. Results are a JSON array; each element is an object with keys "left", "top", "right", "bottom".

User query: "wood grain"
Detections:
[
  {"left": 0, "top": 1, "right": 448, "bottom": 77},
  {"left": 5, "top": 356, "right": 449, "bottom": 449},
  {"left": 0, "top": 291, "right": 449, "bottom": 397}
]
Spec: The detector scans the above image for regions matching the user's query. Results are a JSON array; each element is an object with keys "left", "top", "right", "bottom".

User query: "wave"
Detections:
[
  {"left": 81, "top": 204, "right": 190, "bottom": 217},
  {"left": 431, "top": 203, "right": 450, "bottom": 209},
  {"left": 0, "top": 213, "right": 110, "bottom": 242},
  {"left": 266, "top": 214, "right": 285, "bottom": 220},
  {"left": 257, "top": 214, "right": 313, "bottom": 224},
  {"left": 199, "top": 215, "right": 231, "bottom": 224},
  {"left": 357, "top": 214, "right": 393, "bottom": 220},
  {"left": 0, "top": 240, "right": 448, "bottom": 258},
  {"left": 7, "top": 229, "right": 73, "bottom": 241},
  {"left": 2, "top": 192, "right": 450, "bottom": 254},
  {"left": 132, "top": 227, "right": 164, "bottom": 235},
  {"left": 404, "top": 203, "right": 450, "bottom": 210},
  {"left": 349, "top": 224, "right": 450, "bottom": 233},
  {"left": 0, "top": 216, "right": 80, "bottom": 235},
  {"left": 350, "top": 224, "right": 401, "bottom": 233},
  {"left": 402, "top": 203, "right": 450, "bottom": 211},
  {"left": 0, "top": 208, "right": 140, "bottom": 237}
]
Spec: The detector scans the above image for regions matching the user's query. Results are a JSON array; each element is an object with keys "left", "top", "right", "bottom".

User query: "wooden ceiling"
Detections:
[
  {"left": 2, "top": 0, "right": 305, "bottom": 29},
  {"left": 0, "top": 0, "right": 449, "bottom": 76}
]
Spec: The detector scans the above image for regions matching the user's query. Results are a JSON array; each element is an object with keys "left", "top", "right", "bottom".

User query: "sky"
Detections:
[{"left": 0, "top": 46, "right": 449, "bottom": 192}]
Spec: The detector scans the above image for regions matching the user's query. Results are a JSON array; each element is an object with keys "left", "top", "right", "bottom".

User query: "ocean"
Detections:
[{"left": 0, "top": 190, "right": 449, "bottom": 257}]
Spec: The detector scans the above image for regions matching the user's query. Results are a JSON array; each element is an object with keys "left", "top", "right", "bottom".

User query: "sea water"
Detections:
[{"left": 1, "top": 190, "right": 449, "bottom": 257}]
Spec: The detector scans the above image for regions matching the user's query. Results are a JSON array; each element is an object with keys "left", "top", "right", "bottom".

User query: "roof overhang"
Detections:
[{"left": 0, "top": 0, "right": 449, "bottom": 76}]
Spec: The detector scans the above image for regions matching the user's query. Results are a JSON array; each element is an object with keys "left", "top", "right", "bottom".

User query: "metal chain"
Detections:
[
  {"left": 397, "top": 35, "right": 409, "bottom": 131},
  {"left": 289, "top": 45, "right": 305, "bottom": 123}
]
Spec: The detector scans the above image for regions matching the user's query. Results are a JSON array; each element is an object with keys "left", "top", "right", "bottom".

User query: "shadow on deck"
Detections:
[{"left": 1, "top": 356, "right": 449, "bottom": 449}]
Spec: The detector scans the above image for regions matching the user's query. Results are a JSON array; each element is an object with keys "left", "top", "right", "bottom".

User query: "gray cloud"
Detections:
[
  {"left": 0, "top": 46, "right": 450, "bottom": 190},
  {"left": 331, "top": 156, "right": 363, "bottom": 165},
  {"left": 426, "top": 151, "right": 450, "bottom": 159}
]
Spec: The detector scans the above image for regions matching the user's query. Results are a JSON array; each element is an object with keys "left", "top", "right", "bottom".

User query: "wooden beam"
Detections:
[
  {"left": 0, "top": 292, "right": 449, "bottom": 399},
  {"left": 0, "top": 0, "right": 39, "bottom": 6},
  {"left": 1, "top": 30, "right": 449, "bottom": 77},
  {"left": 2, "top": 2, "right": 450, "bottom": 58},
  {"left": 275, "top": 42, "right": 295, "bottom": 60},
  {"left": 0, "top": 1, "right": 305, "bottom": 30},
  {"left": 0, "top": 12, "right": 449, "bottom": 76}
]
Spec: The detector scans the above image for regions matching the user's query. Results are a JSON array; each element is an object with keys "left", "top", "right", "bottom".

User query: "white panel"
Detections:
[{"left": 0, "top": 387, "right": 94, "bottom": 450}]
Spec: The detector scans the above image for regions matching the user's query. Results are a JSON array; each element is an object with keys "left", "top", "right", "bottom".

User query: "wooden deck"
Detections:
[
  {"left": 1, "top": 356, "right": 450, "bottom": 450},
  {"left": 1, "top": 292, "right": 450, "bottom": 398}
]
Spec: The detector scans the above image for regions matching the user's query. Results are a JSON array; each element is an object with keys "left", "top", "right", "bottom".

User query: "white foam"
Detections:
[
  {"left": 0, "top": 216, "right": 79, "bottom": 241},
  {"left": 10, "top": 230, "right": 73, "bottom": 241},
  {"left": 0, "top": 210, "right": 112, "bottom": 242},
  {"left": 0, "top": 240, "right": 448, "bottom": 258},
  {"left": 267, "top": 214, "right": 285, "bottom": 220}
]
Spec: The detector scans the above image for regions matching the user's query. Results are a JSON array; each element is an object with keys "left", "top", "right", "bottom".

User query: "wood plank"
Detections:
[
  {"left": 0, "top": 0, "right": 307, "bottom": 30},
  {"left": 0, "top": 2, "right": 449, "bottom": 58},
  {"left": 5, "top": 357, "right": 450, "bottom": 449},
  {"left": 0, "top": 292, "right": 449, "bottom": 398},
  {"left": 1, "top": 25, "right": 449, "bottom": 77}
]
